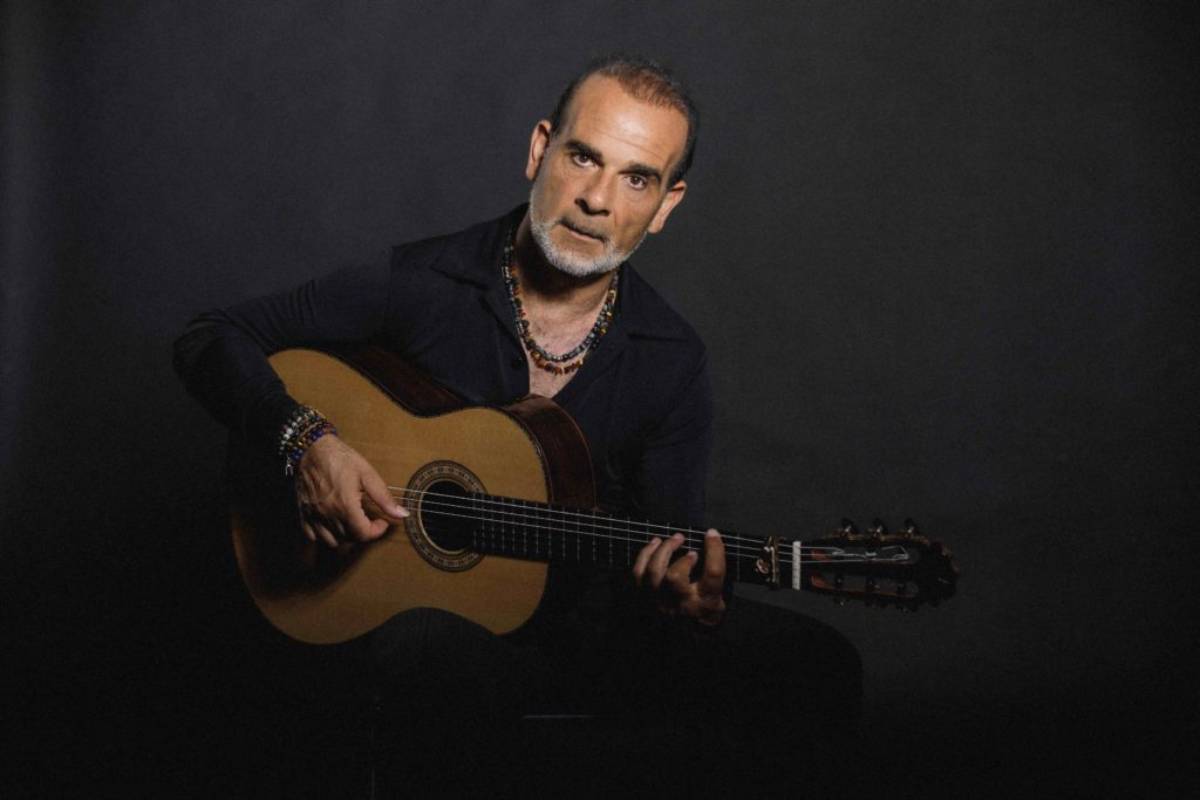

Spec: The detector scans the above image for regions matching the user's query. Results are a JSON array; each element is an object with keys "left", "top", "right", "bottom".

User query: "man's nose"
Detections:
[{"left": 576, "top": 173, "right": 612, "bottom": 216}]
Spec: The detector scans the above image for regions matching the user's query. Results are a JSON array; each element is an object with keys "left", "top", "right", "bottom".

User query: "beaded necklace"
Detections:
[{"left": 502, "top": 230, "right": 619, "bottom": 376}]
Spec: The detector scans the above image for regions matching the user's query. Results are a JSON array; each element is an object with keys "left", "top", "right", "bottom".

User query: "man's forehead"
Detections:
[{"left": 558, "top": 75, "right": 688, "bottom": 172}]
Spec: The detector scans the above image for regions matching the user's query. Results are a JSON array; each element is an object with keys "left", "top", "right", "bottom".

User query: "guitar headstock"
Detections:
[{"left": 798, "top": 518, "right": 958, "bottom": 610}]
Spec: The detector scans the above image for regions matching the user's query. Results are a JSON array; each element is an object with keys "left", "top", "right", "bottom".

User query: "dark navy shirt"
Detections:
[{"left": 174, "top": 205, "right": 713, "bottom": 533}]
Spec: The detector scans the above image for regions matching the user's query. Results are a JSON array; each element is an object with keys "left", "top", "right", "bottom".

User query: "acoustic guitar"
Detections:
[{"left": 230, "top": 346, "right": 958, "bottom": 644}]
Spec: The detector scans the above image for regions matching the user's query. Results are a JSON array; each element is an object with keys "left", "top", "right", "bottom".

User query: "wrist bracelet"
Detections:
[{"left": 278, "top": 405, "right": 338, "bottom": 476}]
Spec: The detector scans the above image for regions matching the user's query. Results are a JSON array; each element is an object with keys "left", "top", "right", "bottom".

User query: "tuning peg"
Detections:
[
  {"left": 868, "top": 518, "right": 888, "bottom": 537},
  {"left": 839, "top": 518, "right": 858, "bottom": 536},
  {"left": 902, "top": 518, "right": 920, "bottom": 537}
]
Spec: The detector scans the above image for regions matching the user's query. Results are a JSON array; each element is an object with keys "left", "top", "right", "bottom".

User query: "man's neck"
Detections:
[{"left": 512, "top": 214, "right": 615, "bottom": 318}]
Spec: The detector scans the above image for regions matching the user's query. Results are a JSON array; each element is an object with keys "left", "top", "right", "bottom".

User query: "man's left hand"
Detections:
[{"left": 632, "top": 528, "right": 726, "bottom": 627}]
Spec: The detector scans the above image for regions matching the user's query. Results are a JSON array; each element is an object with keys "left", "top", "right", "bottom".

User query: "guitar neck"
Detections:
[
  {"left": 438, "top": 492, "right": 954, "bottom": 605},
  {"left": 448, "top": 492, "right": 778, "bottom": 589}
]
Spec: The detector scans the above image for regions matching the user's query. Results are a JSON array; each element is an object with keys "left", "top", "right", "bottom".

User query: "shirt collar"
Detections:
[{"left": 430, "top": 203, "right": 692, "bottom": 343}]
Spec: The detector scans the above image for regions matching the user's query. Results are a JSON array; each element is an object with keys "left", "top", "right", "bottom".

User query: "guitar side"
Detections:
[{"left": 229, "top": 347, "right": 595, "bottom": 644}]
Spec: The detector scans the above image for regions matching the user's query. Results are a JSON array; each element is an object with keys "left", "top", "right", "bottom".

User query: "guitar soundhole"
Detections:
[
  {"left": 404, "top": 460, "right": 486, "bottom": 572},
  {"left": 421, "top": 480, "right": 473, "bottom": 552}
]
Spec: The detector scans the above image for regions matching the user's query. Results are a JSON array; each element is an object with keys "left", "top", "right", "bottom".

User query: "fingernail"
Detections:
[
  {"left": 673, "top": 533, "right": 684, "bottom": 541},
  {"left": 705, "top": 530, "right": 718, "bottom": 538},
  {"left": 396, "top": 505, "right": 409, "bottom": 516}
]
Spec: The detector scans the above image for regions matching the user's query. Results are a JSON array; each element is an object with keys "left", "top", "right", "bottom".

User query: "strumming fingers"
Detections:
[{"left": 343, "top": 504, "right": 376, "bottom": 541}]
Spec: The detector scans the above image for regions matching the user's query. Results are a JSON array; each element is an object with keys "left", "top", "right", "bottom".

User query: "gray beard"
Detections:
[{"left": 528, "top": 190, "right": 646, "bottom": 278}]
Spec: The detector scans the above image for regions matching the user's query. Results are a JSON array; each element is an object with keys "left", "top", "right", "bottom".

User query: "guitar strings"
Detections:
[
  {"left": 402, "top": 496, "right": 851, "bottom": 562},
  {"left": 385, "top": 484, "right": 857, "bottom": 555},
  {"left": 386, "top": 486, "right": 886, "bottom": 564},
  {"left": 407, "top": 504, "right": 882, "bottom": 566},
  {"left": 381, "top": 486, "right": 895, "bottom": 566},
  {"left": 387, "top": 485, "right": 822, "bottom": 560}
]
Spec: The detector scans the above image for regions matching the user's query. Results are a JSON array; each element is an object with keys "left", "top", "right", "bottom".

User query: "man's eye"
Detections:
[
  {"left": 627, "top": 175, "right": 647, "bottom": 190},
  {"left": 571, "top": 152, "right": 593, "bottom": 166}
]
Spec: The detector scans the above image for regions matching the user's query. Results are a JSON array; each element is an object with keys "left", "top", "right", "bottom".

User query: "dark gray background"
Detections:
[{"left": 5, "top": 0, "right": 1197, "bottom": 795}]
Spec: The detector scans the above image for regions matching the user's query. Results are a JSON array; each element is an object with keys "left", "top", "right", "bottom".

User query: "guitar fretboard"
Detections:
[{"left": 417, "top": 491, "right": 762, "bottom": 585}]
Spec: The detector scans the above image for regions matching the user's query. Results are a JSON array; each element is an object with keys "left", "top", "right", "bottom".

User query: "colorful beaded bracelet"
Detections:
[
  {"left": 277, "top": 406, "right": 322, "bottom": 453},
  {"left": 278, "top": 405, "right": 338, "bottom": 476}
]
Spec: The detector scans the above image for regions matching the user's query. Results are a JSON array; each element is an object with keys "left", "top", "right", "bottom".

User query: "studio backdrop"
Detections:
[{"left": 4, "top": 1, "right": 1196, "bottom": 795}]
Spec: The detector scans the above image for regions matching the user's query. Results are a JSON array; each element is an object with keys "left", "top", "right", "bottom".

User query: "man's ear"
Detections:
[
  {"left": 525, "top": 120, "right": 554, "bottom": 181},
  {"left": 647, "top": 180, "right": 687, "bottom": 234}
]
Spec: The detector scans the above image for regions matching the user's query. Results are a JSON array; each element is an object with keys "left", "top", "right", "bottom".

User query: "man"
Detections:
[
  {"left": 295, "top": 59, "right": 725, "bottom": 626},
  {"left": 176, "top": 55, "right": 859, "bottom": 790}
]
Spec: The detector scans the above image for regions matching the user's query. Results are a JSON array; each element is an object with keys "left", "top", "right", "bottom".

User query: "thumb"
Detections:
[{"left": 361, "top": 465, "right": 408, "bottom": 520}]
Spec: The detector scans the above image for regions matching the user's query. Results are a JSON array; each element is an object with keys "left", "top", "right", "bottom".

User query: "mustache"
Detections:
[{"left": 559, "top": 218, "right": 609, "bottom": 243}]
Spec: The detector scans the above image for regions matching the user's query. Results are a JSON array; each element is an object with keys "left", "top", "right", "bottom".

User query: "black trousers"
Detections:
[{"left": 367, "top": 598, "right": 862, "bottom": 794}]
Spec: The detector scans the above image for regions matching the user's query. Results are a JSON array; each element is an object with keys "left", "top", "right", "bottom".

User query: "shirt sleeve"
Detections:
[
  {"left": 612, "top": 348, "right": 727, "bottom": 628},
  {"left": 172, "top": 255, "right": 392, "bottom": 448},
  {"left": 631, "top": 349, "right": 714, "bottom": 531}
]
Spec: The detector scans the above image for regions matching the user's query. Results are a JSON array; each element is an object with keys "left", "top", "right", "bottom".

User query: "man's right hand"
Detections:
[{"left": 294, "top": 435, "right": 409, "bottom": 547}]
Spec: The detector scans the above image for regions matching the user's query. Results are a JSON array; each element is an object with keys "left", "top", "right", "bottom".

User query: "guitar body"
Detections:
[
  {"left": 229, "top": 346, "right": 595, "bottom": 644},
  {"left": 230, "top": 348, "right": 957, "bottom": 644}
]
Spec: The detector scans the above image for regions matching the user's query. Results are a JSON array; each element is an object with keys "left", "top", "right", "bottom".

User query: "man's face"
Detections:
[{"left": 525, "top": 75, "right": 689, "bottom": 277}]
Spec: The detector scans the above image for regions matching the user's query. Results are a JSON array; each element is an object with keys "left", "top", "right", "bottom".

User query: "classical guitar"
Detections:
[{"left": 229, "top": 346, "right": 958, "bottom": 644}]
